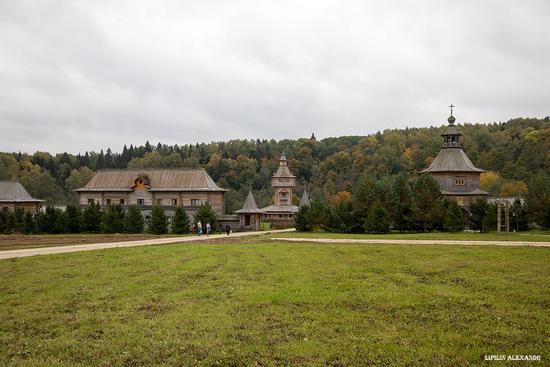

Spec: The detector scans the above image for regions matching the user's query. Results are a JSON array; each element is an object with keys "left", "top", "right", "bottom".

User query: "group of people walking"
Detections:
[{"left": 191, "top": 221, "right": 231, "bottom": 236}]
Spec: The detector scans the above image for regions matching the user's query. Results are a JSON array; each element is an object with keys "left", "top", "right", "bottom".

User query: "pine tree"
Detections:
[
  {"left": 364, "top": 202, "right": 390, "bottom": 233},
  {"left": 149, "top": 206, "right": 168, "bottom": 234},
  {"left": 444, "top": 199, "right": 465, "bottom": 232},
  {"left": 0, "top": 210, "right": 12, "bottom": 234},
  {"left": 171, "top": 207, "right": 190, "bottom": 234},
  {"left": 82, "top": 202, "right": 102, "bottom": 233},
  {"left": 43, "top": 206, "right": 60, "bottom": 234},
  {"left": 193, "top": 202, "right": 218, "bottom": 230},
  {"left": 295, "top": 205, "right": 311, "bottom": 232},
  {"left": 409, "top": 174, "right": 445, "bottom": 232},
  {"left": 124, "top": 205, "right": 144, "bottom": 233},
  {"left": 65, "top": 204, "right": 82, "bottom": 233},
  {"left": 23, "top": 211, "right": 35, "bottom": 234},
  {"left": 469, "top": 199, "right": 488, "bottom": 231},
  {"left": 12, "top": 208, "right": 25, "bottom": 233},
  {"left": 101, "top": 204, "right": 125, "bottom": 233},
  {"left": 54, "top": 209, "right": 70, "bottom": 233}
]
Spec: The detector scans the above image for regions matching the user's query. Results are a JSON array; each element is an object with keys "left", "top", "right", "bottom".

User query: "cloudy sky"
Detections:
[{"left": 1, "top": 1, "right": 549, "bottom": 154}]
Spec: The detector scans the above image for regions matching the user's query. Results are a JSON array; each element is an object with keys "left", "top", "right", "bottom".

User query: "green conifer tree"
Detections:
[
  {"left": 149, "top": 206, "right": 169, "bottom": 234},
  {"left": 364, "top": 202, "right": 390, "bottom": 233},
  {"left": 101, "top": 204, "right": 125, "bottom": 233},
  {"left": 193, "top": 202, "right": 218, "bottom": 230},
  {"left": 443, "top": 199, "right": 465, "bottom": 232},
  {"left": 409, "top": 174, "right": 445, "bottom": 232},
  {"left": 23, "top": 211, "right": 35, "bottom": 234},
  {"left": 82, "top": 202, "right": 102, "bottom": 233},
  {"left": 124, "top": 205, "right": 144, "bottom": 233},
  {"left": 171, "top": 207, "right": 190, "bottom": 234}
]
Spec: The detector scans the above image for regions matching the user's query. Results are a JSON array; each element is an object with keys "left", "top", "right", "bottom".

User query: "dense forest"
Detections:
[{"left": 1, "top": 117, "right": 549, "bottom": 215}]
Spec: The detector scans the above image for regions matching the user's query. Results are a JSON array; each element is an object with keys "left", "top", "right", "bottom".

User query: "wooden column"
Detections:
[
  {"left": 505, "top": 205, "right": 510, "bottom": 233},
  {"left": 497, "top": 203, "right": 502, "bottom": 233}
]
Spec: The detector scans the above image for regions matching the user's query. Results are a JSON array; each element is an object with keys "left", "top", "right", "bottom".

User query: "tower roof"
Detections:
[
  {"left": 273, "top": 151, "right": 296, "bottom": 178},
  {"left": 234, "top": 191, "right": 264, "bottom": 213},
  {"left": 421, "top": 107, "right": 484, "bottom": 173}
]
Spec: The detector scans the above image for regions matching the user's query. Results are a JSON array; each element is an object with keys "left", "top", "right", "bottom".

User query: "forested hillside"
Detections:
[{"left": 1, "top": 117, "right": 549, "bottom": 213}]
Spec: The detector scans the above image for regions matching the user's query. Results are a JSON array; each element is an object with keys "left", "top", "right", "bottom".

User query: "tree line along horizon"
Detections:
[{"left": 1, "top": 116, "right": 549, "bottom": 233}]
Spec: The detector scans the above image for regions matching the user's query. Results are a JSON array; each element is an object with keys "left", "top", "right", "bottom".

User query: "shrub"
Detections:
[{"left": 364, "top": 202, "right": 390, "bottom": 233}]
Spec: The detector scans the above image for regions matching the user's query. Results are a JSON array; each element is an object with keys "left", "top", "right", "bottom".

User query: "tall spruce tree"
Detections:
[
  {"left": 149, "top": 206, "right": 169, "bottom": 234},
  {"left": 171, "top": 207, "right": 191, "bottom": 234},
  {"left": 409, "top": 174, "right": 445, "bottom": 232},
  {"left": 65, "top": 204, "right": 82, "bottom": 233},
  {"left": 101, "top": 204, "right": 125, "bottom": 233},
  {"left": 364, "top": 202, "right": 390, "bottom": 233},
  {"left": 23, "top": 211, "right": 35, "bottom": 234},
  {"left": 124, "top": 205, "right": 144, "bottom": 233},
  {"left": 443, "top": 199, "right": 465, "bottom": 232},
  {"left": 82, "top": 202, "right": 102, "bottom": 233},
  {"left": 193, "top": 202, "right": 218, "bottom": 230}
]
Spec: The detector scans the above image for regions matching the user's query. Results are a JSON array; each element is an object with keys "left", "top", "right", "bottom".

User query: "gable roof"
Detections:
[
  {"left": 0, "top": 181, "right": 43, "bottom": 202},
  {"left": 76, "top": 169, "right": 227, "bottom": 192},
  {"left": 421, "top": 148, "right": 484, "bottom": 173}
]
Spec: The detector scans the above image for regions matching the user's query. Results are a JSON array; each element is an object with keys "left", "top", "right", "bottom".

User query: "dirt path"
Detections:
[
  {"left": 0, "top": 229, "right": 295, "bottom": 260},
  {"left": 271, "top": 237, "right": 550, "bottom": 247}
]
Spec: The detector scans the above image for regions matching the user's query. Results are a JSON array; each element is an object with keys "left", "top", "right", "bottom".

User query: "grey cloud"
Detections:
[{"left": 1, "top": 0, "right": 549, "bottom": 153}]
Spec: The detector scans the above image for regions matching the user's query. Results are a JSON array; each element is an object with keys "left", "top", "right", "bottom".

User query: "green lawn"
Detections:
[
  {"left": 270, "top": 230, "right": 550, "bottom": 242},
  {"left": 1, "top": 242, "right": 549, "bottom": 366}
]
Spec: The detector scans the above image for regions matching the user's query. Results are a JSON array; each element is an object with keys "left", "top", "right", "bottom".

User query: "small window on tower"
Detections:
[
  {"left": 454, "top": 176, "right": 466, "bottom": 186},
  {"left": 172, "top": 199, "right": 177, "bottom": 206}
]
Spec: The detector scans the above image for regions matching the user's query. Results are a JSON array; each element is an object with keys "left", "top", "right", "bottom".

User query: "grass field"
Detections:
[
  {"left": 1, "top": 241, "right": 548, "bottom": 366},
  {"left": 0, "top": 234, "right": 185, "bottom": 251},
  {"left": 270, "top": 230, "right": 550, "bottom": 242}
]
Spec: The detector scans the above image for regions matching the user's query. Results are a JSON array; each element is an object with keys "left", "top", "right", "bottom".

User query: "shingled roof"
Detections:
[
  {"left": 421, "top": 112, "right": 484, "bottom": 173},
  {"left": 234, "top": 191, "right": 264, "bottom": 213},
  {"left": 421, "top": 148, "right": 484, "bottom": 173},
  {"left": 0, "top": 181, "right": 43, "bottom": 202},
  {"left": 75, "top": 169, "right": 227, "bottom": 192},
  {"left": 273, "top": 152, "right": 296, "bottom": 178}
]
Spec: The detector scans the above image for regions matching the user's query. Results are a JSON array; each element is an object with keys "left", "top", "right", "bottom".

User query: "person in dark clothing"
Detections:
[{"left": 225, "top": 224, "right": 231, "bottom": 236}]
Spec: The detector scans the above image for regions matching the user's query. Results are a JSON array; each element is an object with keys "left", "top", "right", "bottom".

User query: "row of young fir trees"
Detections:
[
  {"left": 296, "top": 173, "right": 532, "bottom": 233},
  {"left": 0, "top": 202, "right": 219, "bottom": 235}
]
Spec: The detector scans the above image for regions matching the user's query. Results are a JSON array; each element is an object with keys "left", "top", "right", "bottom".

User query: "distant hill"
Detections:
[{"left": 1, "top": 117, "right": 549, "bottom": 212}]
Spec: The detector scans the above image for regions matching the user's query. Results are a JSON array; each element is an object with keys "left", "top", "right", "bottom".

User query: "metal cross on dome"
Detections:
[{"left": 449, "top": 104, "right": 455, "bottom": 116}]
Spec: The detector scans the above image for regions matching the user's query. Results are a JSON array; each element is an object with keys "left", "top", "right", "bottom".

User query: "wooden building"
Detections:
[
  {"left": 0, "top": 181, "right": 43, "bottom": 212},
  {"left": 421, "top": 108, "right": 488, "bottom": 207},
  {"left": 75, "top": 169, "right": 227, "bottom": 217},
  {"left": 236, "top": 152, "right": 300, "bottom": 229}
]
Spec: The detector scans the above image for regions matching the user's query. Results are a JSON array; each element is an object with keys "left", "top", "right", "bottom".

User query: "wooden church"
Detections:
[{"left": 421, "top": 106, "right": 488, "bottom": 207}]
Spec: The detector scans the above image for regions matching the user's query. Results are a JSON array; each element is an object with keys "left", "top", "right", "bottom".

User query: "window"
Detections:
[
  {"left": 2, "top": 207, "right": 8, "bottom": 212},
  {"left": 120, "top": 199, "right": 125, "bottom": 205},
  {"left": 157, "top": 199, "right": 162, "bottom": 206},
  {"left": 456, "top": 197, "right": 464, "bottom": 206},
  {"left": 106, "top": 199, "right": 111, "bottom": 205},
  {"left": 88, "top": 199, "right": 95, "bottom": 205},
  {"left": 191, "top": 199, "right": 200, "bottom": 206},
  {"left": 454, "top": 177, "right": 466, "bottom": 186},
  {"left": 137, "top": 199, "right": 144, "bottom": 206},
  {"left": 172, "top": 199, "right": 177, "bottom": 206}
]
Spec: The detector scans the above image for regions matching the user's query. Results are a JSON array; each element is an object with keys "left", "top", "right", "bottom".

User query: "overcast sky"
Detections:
[{"left": 1, "top": 1, "right": 549, "bottom": 154}]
